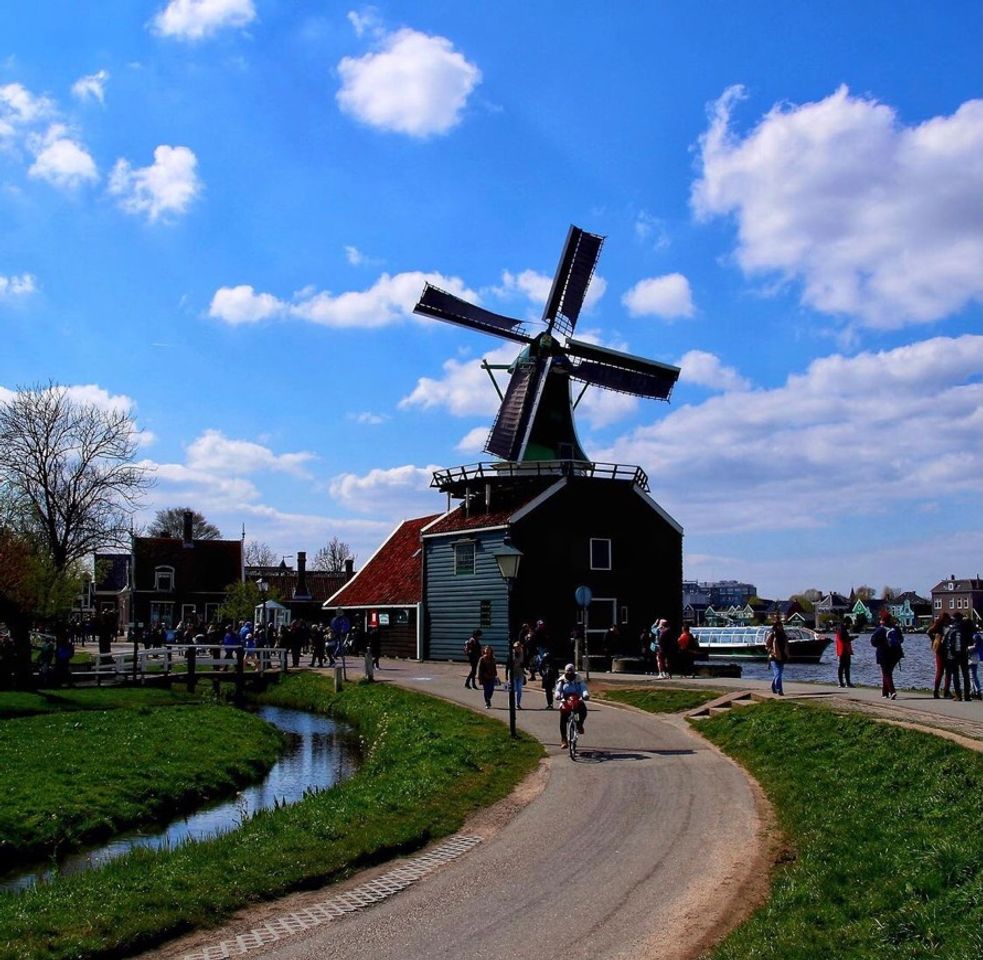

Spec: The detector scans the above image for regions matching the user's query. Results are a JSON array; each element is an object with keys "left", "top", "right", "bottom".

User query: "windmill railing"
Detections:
[{"left": 431, "top": 460, "right": 649, "bottom": 492}]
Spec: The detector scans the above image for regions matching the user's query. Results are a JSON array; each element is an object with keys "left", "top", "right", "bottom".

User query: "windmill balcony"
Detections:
[{"left": 431, "top": 460, "right": 650, "bottom": 495}]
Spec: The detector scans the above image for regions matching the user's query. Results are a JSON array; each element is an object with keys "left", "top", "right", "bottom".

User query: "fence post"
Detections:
[
  {"left": 234, "top": 647, "right": 245, "bottom": 705},
  {"left": 186, "top": 645, "right": 197, "bottom": 694}
]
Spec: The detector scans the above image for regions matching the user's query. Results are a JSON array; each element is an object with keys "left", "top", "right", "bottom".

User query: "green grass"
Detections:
[
  {"left": 0, "top": 686, "right": 203, "bottom": 718},
  {"left": 0, "top": 704, "right": 283, "bottom": 868},
  {"left": 697, "top": 701, "right": 983, "bottom": 960},
  {"left": 0, "top": 674, "right": 543, "bottom": 960},
  {"left": 597, "top": 686, "right": 722, "bottom": 713}
]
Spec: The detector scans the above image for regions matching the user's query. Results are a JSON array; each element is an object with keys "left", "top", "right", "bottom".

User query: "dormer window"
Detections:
[{"left": 155, "top": 566, "right": 175, "bottom": 591}]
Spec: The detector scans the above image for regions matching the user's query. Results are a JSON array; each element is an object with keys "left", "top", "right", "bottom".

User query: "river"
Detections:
[
  {"left": 731, "top": 632, "right": 940, "bottom": 690},
  {"left": 1, "top": 705, "right": 359, "bottom": 892}
]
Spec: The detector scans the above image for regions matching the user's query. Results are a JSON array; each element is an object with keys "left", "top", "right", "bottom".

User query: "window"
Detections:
[
  {"left": 205, "top": 603, "right": 219, "bottom": 623},
  {"left": 934, "top": 598, "right": 942, "bottom": 609},
  {"left": 590, "top": 538, "right": 612, "bottom": 570},
  {"left": 479, "top": 600, "right": 492, "bottom": 626},
  {"left": 154, "top": 566, "right": 175, "bottom": 591},
  {"left": 453, "top": 541, "right": 476, "bottom": 576},
  {"left": 181, "top": 603, "right": 197, "bottom": 624},
  {"left": 949, "top": 598, "right": 955, "bottom": 609},
  {"left": 150, "top": 602, "right": 174, "bottom": 627},
  {"left": 620, "top": 606, "right": 629, "bottom": 623}
]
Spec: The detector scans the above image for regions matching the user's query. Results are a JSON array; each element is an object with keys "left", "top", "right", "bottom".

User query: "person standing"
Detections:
[
  {"left": 968, "top": 626, "right": 982, "bottom": 701},
  {"left": 540, "top": 655, "right": 558, "bottom": 709},
  {"left": 870, "top": 611, "right": 902, "bottom": 700},
  {"left": 477, "top": 645, "right": 499, "bottom": 708},
  {"left": 835, "top": 623, "right": 854, "bottom": 687},
  {"left": 464, "top": 629, "right": 482, "bottom": 688},
  {"left": 657, "top": 619, "right": 675, "bottom": 679},
  {"left": 511, "top": 640, "right": 526, "bottom": 708},
  {"left": 368, "top": 626, "right": 382, "bottom": 669},
  {"left": 677, "top": 624, "right": 696, "bottom": 678},
  {"left": 927, "top": 612, "right": 951, "bottom": 699},
  {"left": 766, "top": 619, "right": 789, "bottom": 696},
  {"left": 944, "top": 613, "right": 973, "bottom": 701}
]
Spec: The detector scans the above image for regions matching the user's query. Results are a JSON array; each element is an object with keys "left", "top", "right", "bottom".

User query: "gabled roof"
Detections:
[
  {"left": 422, "top": 484, "right": 559, "bottom": 537},
  {"left": 133, "top": 537, "right": 242, "bottom": 592},
  {"left": 326, "top": 515, "right": 439, "bottom": 608},
  {"left": 818, "top": 592, "right": 850, "bottom": 606}
]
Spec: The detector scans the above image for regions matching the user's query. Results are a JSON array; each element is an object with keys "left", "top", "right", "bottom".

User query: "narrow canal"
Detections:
[{"left": 2, "top": 705, "right": 359, "bottom": 892}]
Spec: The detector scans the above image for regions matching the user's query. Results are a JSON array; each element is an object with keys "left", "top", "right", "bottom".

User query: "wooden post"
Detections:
[
  {"left": 132, "top": 636, "right": 139, "bottom": 683},
  {"left": 234, "top": 646, "right": 245, "bottom": 705},
  {"left": 186, "top": 645, "right": 197, "bottom": 693}
]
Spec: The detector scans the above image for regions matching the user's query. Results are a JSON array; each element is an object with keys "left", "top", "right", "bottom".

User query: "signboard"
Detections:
[
  {"left": 331, "top": 614, "right": 351, "bottom": 637},
  {"left": 574, "top": 585, "right": 593, "bottom": 608},
  {"left": 379, "top": 613, "right": 390, "bottom": 626},
  {"left": 368, "top": 610, "right": 379, "bottom": 629}
]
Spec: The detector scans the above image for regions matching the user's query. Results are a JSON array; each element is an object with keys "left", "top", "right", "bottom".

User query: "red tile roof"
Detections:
[
  {"left": 422, "top": 487, "right": 548, "bottom": 536},
  {"left": 326, "top": 515, "right": 439, "bottom": 608}
]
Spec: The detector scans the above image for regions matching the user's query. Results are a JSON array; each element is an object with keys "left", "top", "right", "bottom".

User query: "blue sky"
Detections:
[{"left": 2, "top": 1, "right": 981, "bottom": 598}]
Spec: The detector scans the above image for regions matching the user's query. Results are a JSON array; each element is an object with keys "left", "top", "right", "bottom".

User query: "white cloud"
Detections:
[
  {"left": 209, "top": 271, "right": 477, "bottom": 328},
  {"left": 692, "top": 85, "right": 983, "bottom": 328},
  {"left": 27, "top": 124, "right": 98, "bottom": 189},
  {"left": 337, "top": 27, "right": 481, "bottom": 137},
  {"left": 152, "top": 0, "right": 256, "bottom": 40},
  {"left": 108, "top": 145, "right": 201, "bottom": 221},
  {"left": 577, "top": 390, "right": 638, "bottom": 430},
  {"left": 185, "top": 429, "right": 315, "bottom": 478},
  {"left": 456, "top": 426, "right": 490, "bottom": 453},
  {"left": 596, "top": 334, "right": 983, "bottom": 534},
  {"left": 400, "top": 343, "right": 517, "bottom": 416},
  {"left": 347, "top": 8, "right": 383, "bottom": 39},
  {"left": 0, "top": 273, "right": 36, "bottom": 299},
  {"left": 348, "top": 411, "right": 388, "bottom": 425},
  {"left": 622, "top": 273, "right": 694, "bottom": 319},
  {"left": 72, "top": 70, "right": 110, "bottom": 104},
  {"left": 329, "top": 463, "right": 444, "bottom": 516},
  {"left": 0, "top": 83, "right": 53, "bottom": 139},
  {"left": 634, "top": 211, "right": 670, "bottom": 250},
  {"left": 678, "top": 350, "right": 750, "bottom": 392}
]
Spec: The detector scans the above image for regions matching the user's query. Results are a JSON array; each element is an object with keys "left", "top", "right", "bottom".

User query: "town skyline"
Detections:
[{"left": 2, "top": 2, "right": 981, "bottom": 599}]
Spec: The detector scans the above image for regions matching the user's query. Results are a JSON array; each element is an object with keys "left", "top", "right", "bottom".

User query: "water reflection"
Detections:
[{"left": 2, "top": 705, "right": 358, "bottom": 892}]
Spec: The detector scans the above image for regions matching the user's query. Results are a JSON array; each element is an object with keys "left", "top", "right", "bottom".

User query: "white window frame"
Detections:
[
  {"left": 590, "top": 538, "right": 612, "bottom": 571},
  {"left": 453, "top": 541, "right": 476, "bottom": 576},
  {"left": 934, "top": 598, "right": 942, "bottom": 609},
  {"left": 150, "top": 602, "right": 174, "bottom": 627},
  {"left": 181, "top": 603, "right": 197, "bottom": 623},
  {"left": 205, "top": 603, "right": 219, "bottom": 623},
  {"left": 154, "top": 565, "right": 175, "bottom": 591}
]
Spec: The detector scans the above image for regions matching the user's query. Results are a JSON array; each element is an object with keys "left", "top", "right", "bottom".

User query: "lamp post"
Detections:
[{"left": 494, "top": 536, "right": 523, "bottom": 739}]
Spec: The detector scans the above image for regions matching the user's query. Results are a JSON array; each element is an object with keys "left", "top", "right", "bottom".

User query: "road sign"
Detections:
[
  {"left": 574, "top": 585, "right": 592, "bottom": 608},
  {"left": 331, "top": 615, "right": 351, "bottom": 636}
]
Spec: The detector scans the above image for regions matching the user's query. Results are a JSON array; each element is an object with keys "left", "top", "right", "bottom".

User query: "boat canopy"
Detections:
[{"left": 691, "top": 625, "right": 815, "bottom": 644}]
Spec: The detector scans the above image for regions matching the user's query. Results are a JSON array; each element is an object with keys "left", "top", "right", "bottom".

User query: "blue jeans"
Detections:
[{"left": 770, "top": 659, "right": 784, "bottom": 695}]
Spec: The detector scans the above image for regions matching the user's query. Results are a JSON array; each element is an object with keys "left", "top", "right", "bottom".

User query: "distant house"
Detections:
[
  {"left": 129, "top": 513, "right": 242, "bottom": 630},
  {"left": 814, "top": 591, "right": 851, "bottom": 628},
  {"left": 850, "top": 597, "right": 886, "bottom": 628},
  {"left": 930, "top": 576, "right": 983, "bottom": 624},
  {"left": 683, "top": 601, "right": 709, "bottom": 626},
  {"left": 324, "top": 515, "right": 439, "bottom": 659},
  {"left": 247, "top": 551, "right": 354, "bottom": 625},
  {"left": 886, "top": 591, "right": 932, "bottom": 629}
]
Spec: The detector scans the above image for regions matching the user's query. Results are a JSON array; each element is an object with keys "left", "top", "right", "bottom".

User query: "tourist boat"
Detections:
[{"left": 690, "top": 625, "right": 832, "bottom": 663}]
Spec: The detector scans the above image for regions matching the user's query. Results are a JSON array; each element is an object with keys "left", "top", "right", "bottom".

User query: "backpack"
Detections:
[
  {"left": 887, "top": 627, "right": 902, "bottom": 649},
  {"left": 465, "top": 636, "right": 479, "bottom": 657},
  {"left": 944, "top": 624, "right": 964, "bottom": 658}
]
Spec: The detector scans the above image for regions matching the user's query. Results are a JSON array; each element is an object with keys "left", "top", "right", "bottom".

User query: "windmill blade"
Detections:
[
  {"left": 566, "top": 338, "right": 680, "bottom": 400},
  {"left": 414, "top": 284, "right": 532, "bottom": 345},
  {"left": 542, "top": 226, "right": 604, "bottom": 339},
  {"left": 485, "top": 360, "right": 546, "bottom": 460}
]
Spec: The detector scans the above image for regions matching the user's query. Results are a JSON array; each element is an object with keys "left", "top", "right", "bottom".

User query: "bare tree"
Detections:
[
  {"left": 855, "top": 585, "right": 875, "bottom": 601},
  {"left": 244, "top": 539, "right": 278, "bottom": 568},
  {"left": 881, "top": 585, "right": 899, "bottom": 600},
  {"left": 312, "top": 536, "right": 355, "bottom": 573},
  {"left": 0, "top": 383, "right": 151, "bottom": 572},
  {"left": 147, "top": 507, "right": 221, "bottom": 540}
]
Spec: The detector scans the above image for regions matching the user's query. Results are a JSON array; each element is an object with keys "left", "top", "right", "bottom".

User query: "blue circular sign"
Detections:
[
  {"left": 574, "top": 585, "right": 592, "bottom": 608},
  {"left": 331, "top": 615, "right": 351, "bottom": 636}
]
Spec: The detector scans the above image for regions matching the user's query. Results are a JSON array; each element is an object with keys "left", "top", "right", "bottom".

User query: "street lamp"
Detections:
[
  {"left": 494, "top": 536, "right": 523, "bottom": 739},
  {"left": 256, "top": 577, "right": 269, "bottom": 633}
]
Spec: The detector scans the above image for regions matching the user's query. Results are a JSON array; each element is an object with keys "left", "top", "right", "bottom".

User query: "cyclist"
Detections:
[{"left": 555, "top": 663, "right": 589, "bottom": 748}]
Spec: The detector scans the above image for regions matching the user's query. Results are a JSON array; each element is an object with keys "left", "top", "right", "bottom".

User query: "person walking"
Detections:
[
  {"left": 968, "top": 626, "right": 983, "bottom": 701},
  {"left": 835, "top": 623, "right": 854, "bottom": 687},
  {"left": 540, "top": 655, "right": 558, "bottom": 709},
  {"left": 766, "top": 619, "right": 789, "bottom": 696},
  {"left": 368, "top": 626, "right": 382, "bottom": 669},
  {"left": 927, "top": 612, "right": 951, "bottom": 699},
  {"left": 464, "top": 629, "right": 482, "bottom": 688},
  {"left": 477, "top": 645, "right": 499, "bottom": 708},
  {"left": 657, "top": 619, "right": 675, "bottom": 679},
  {"left": 944, "top": 613, "right": 974, "bottom": 701}
]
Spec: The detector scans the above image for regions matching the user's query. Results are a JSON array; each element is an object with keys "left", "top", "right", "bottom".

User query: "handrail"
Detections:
[{"left": 431, "top": 460, "right": 649, "bottom": 492}]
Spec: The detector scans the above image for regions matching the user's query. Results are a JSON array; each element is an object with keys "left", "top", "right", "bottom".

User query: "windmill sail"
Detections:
[
  {"left": 414, "top": 284, "right": 531, "bottom": 344},
  {"left": 542, "top": 227, "right": 604, "bottom": 339},
  {"left": 566, "top": 338, "right": 680, "bottom": 400},
  {"left": 486, "top": 360, "right": 541, "bottom": 460}
]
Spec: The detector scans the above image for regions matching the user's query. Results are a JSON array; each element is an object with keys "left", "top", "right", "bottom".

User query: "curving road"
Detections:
[{"left": 160, "top": 662, "right": 766, "bottom": 960}]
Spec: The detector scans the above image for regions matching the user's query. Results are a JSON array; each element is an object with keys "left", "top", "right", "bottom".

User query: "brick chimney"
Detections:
[
  {"left": 345, "top": 557, "right": 354, "bottom": 579},
  {"left": 182, "top": 511, "right": 194, "bottom": 548},
  {"left": 293, "top": 550, "right": 312, "bottom": 600}
]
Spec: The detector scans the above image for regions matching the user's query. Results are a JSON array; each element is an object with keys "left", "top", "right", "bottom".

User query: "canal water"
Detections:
[
  {"left": 732, "top": 632, "right": 940, "bottom": 690},
  {"left": 2, "top": 705, "right": 359, "bottom": 892}
]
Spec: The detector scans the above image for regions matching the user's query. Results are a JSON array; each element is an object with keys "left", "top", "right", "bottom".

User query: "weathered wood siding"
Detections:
[{"left": 424, "top": 531, "right": 510, "bottom": 660}]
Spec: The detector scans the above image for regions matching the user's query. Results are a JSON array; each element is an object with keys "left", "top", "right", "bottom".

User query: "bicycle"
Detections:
[{"left": 561, "top": 694, "right": 584, "bottom": 760}]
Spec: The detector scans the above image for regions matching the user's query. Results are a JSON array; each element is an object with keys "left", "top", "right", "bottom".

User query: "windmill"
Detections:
[{"left": 413, "top": 225, "right": 681, "bottom": 463}]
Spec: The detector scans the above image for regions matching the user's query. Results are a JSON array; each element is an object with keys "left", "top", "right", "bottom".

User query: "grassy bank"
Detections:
[
  {"left": 597, "top": 686, "right": 721, "bottom": 713},
  {"left": 0, "top": 675, "right": 542, "bottom": 960},
  {"left": 0, "top": 686, "right": 204, "bottom": 719},
  {"left": 697, "top": 701, "right": 983, "bottom": 960},
  {"left": 0, "top": 695, "right": 283, "bottom": 869}
]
